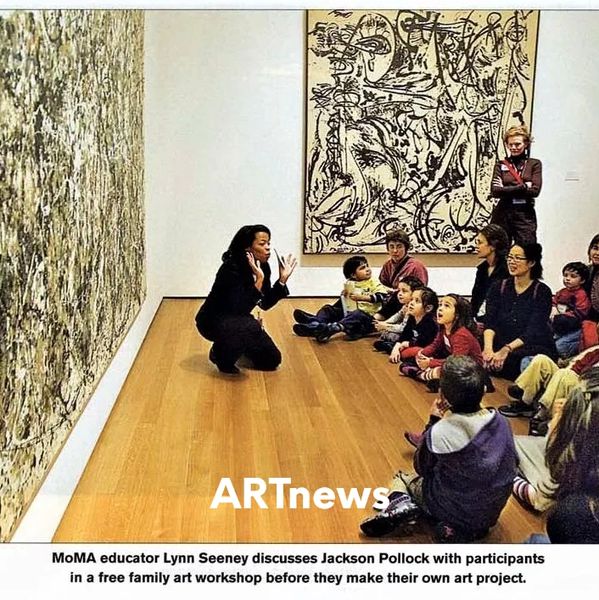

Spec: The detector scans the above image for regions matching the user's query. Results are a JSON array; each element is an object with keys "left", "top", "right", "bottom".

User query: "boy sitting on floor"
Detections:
[
  {"left": 360, "top": 355, "right": 518, "bottom": 543},
  {"left": 292, "top": 256, "right": 389, "bottom": 343}
]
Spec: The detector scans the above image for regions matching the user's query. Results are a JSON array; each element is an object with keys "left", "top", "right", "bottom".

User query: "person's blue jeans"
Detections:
[{"left": 555, "top": 329, "right": 581, "bottom": 359}]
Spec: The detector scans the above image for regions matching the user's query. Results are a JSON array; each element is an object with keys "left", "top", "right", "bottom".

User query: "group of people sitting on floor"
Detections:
[{"left": 292, "top": 227, "right": 599, "bottom": 543}]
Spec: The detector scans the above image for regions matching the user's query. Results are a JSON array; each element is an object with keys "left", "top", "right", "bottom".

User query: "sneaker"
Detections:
[
  {"left": 293, "top": 322, "right": 324, "bottom": 337},
  {"left": 529, "top": 406, "right": 550, "bottom": 436},
  {"left": 498, "top": 400, "right": 535, "bottom": 418},
  {"left": 360, "top": 495, "right": 421, "bottom": 537},
  {"left": 315, "top": 323, "right": 341, "bottom": 343},
  {"left": 433, "top": 521, "right": 487, "bottom": 544},
  {"left": 209, "top": 347, "right": 240, "bottom": 375},
  {"left": 373, "top": 340, "right": 394, "bottom": 354},
  {"left": 372, "top": 490, "right": 403, "bottom": 511},
  {"left": 293, "top": 308, "right": 317, "bottom": 324},
  {"left": 404, "top": 430, "right": 424, "bottom": 448},
  {"left": 507, "top": 384, "right": 524, "bottom": 401}
]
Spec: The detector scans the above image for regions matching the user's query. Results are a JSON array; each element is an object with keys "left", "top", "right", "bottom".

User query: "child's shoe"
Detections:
[
  {"left": 498, "top": 400, "right": 535, "bottom": 418},
  {"left": 373, "top": 340, "right": 394, "bottom": 353},
  {"left": 315, "top": 323, "right": 342, "bottom": 343},
  {"left": 293, "top": 322, "right": 324, "bottom": 337},
  {"left": 371, "top": 490, "right": 403, "bottom": 511},
  {"left": 293, "top": 309, "right": 317, "bottom": 324},
  {"left": 360, "top": 494, "right": 421, "bottom": 537},
  {"left": 528, "top": 405, "right": 550, "bottom": 436}
]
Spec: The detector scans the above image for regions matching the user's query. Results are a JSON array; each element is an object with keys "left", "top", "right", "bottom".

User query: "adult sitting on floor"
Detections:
[
  {"left": 470, "top": 224, "right": 510, "bottom": 326},
  {"left": 376, "top": 227, "right": 429, "bottom": 319},
  {"left": 195, "top": 224, "right": 296, "bottom": 374},
  {"left": 511, "top": 368, "right": 599, "bottom": 513},
  {"left": 499, "top": 344, "right": 599, "bottom": 432},
  {"left": 581, "top": 233, "right": 599, "bottom": 349},
  {"left": 482, "top": 242, "right": 557, "bottom": 383}
]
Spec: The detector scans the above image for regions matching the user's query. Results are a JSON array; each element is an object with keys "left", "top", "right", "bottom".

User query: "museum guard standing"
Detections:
[{"left": 490, "top": 125, "right": 542, "bottom": 245}]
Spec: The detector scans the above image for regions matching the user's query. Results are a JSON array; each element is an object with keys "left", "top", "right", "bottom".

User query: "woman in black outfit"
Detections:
[
  {"left": 195, "top": 224, "right": 297, "bottom": 374},
  {"left": 490, "top": 125, "right": 542, "bottom": 245},
  {"left": 482, "top": 242, "right": 557, "bottom": 389},
  {"left": 471, "top": 224, "right": 510, "bottom": 325}
]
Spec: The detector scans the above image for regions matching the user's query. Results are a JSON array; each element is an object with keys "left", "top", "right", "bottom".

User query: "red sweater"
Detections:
[
  {"left": 553, "top": 287, "right": 591, "bottom": 321},
  {"left": 420, "top": 326, "right": 483, "bottom": 369}
]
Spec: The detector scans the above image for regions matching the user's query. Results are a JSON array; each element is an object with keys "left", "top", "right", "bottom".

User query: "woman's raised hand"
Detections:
[
  {"left": 246, "top": 251, "right": 265, "bottom": 289},
  {"left": 278, "top": 253, "right": 297, "bottom": 285}
]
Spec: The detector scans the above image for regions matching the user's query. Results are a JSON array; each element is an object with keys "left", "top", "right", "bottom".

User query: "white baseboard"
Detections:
[{"left": 11, "top": 292, "right": 163, "bottom": 542}]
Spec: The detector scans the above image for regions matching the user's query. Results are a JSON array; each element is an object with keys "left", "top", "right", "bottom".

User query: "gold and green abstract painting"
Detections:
[{"left": 0, "top": 10, "right": 145, "bottom": 541}]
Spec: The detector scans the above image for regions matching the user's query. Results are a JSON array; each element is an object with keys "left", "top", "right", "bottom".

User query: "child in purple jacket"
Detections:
[{"left": 360, "top": 355, "right": 518, "bottom": 543}]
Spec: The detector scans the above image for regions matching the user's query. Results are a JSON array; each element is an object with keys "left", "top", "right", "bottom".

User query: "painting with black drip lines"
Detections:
[{"left": 304, "top": 9, "right": 539, "bottom": 254}]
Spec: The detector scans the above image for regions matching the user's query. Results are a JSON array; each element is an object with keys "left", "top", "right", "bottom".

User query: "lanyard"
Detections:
[{"left": 502, "top": 159, "right": 526, "bottom": 185}]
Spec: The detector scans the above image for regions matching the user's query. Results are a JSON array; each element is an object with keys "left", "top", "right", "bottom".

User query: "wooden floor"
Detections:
[{"left": 54, "top": 298, "right": 543, "bottom": 543}]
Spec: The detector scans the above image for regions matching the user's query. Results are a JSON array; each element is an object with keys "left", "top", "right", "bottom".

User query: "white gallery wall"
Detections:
[
  {"left": 13, "top": 9, "right": 599, "bottom": 541},
  {"left": 145, "top": 10, "right": 599, "bottom": 297}
]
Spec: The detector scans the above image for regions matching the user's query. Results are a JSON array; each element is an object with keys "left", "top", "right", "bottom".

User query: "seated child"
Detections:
[
  {"left": 372, "top": 276, "right": 424, "bottom": 353},
  {"left": 551, "top": 261, "right": 591, "bottom": 359},
  {"left": 292, "top": 256, "right": 389, "bottom": 343},
  {"left": 511, "top": 367, "right": 599, "bottom": 513},
  {"left": 399, "top": 294, "right": 484, "bottom": 391},
  {"left": 500, "top": 344, "right": 599, "bottom": 434},
  {"left": 386, "top": 287, "right": 439, "bottom": 364},
  {"left": 360, "top": 356, "right": 518, "bottom": 542}
]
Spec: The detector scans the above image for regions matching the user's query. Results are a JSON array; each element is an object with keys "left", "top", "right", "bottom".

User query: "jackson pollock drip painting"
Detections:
[
  {"left": 0, "top": 10, "right": 145, "bottom": 541},
  {"left": 304, "top": 9, "right": 539, "bottom": 253}
]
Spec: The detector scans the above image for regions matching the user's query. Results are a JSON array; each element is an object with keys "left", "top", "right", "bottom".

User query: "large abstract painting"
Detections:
[
  {"left": 304, "top": 9, "right": 539, "bottom": 253},
  {"left": 0, "top": 10, "right": 145, "bottom": 541}
]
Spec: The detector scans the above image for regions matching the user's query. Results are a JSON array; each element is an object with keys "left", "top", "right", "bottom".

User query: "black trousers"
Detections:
[
  {"left": 196, "top": 314, "right": 281, "bottom": 371},
  {"left": 490, "top": 201, "right": 537, "bottom": 245},
  {"left": 312, "top": 301, "right": 375, "bottom": 337}
]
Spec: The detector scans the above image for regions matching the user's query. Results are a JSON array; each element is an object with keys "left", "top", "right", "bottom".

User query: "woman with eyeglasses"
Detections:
[
  {"left": 482, "top": 242, "right": 557, "bottom": 389},
  {"left": 490, "top": 125, "right": 542, "bottom": 245}
]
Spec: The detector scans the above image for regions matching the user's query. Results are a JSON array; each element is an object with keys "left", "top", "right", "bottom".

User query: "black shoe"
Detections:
[
  {"left": 484, "top": 374, "right": 495, "bottom": 393},
  {"left": 529, "top": 406, "right": 550, "bottom": 436},
  {"left": 425, "top": 379, "right": 440, "bottom": 393},
  {"left": 373, "top": 340, "right": 394, "bottom": 354},
  {"left": 498, "top": 400, "right": 535, "bottom": 418},
  {"left": 360, "top": 495, "right": 421, "bottom": 537},
  {"left": 293, "top": 322, "right": 324, "bottom": 337},
  {"left": 293, "top": 308, "right": 317, "bottom": 324},
  {"left": 209, "top": 347, "right": 240, "bottom": 375},
  {"left": 315, "top": 323, "right": 341, "bottom": 343},
  {"left": 507, "top": 384, "right": 524, "bottom": 401}
]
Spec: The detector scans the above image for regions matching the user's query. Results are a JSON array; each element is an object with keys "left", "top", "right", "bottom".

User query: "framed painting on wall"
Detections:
[{"left": 304, "top": 9, "right": 540, "bottom": 254}]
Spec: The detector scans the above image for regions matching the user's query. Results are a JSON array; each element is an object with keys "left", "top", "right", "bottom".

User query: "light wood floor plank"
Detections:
[{"left": 53, "top": 298, "right": 543, "bottom": 543}]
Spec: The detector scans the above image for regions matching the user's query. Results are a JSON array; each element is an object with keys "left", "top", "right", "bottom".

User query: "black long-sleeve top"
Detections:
[
  {"left": 484, "top": 278, "right": 555, "bottom": 351},
  {"left": 490, "top": 155, "right": 542, "bottom": 207},
  {"left": 195, "top": 258, "right": 288, "bottom": 334},
  {"left": 470, "top": 257, "right": 510, "bottom": 319}
]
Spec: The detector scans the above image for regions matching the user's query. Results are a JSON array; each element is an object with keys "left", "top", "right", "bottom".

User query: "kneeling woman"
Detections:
[
  {"left": 483, "top": 242, "right": 557, "bottom": 383},
  {"left": 195, "top": 224, "right": 296, "bottom": 374}
]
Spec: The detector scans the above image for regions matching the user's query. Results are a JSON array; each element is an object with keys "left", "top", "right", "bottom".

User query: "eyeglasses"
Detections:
[{"left": 506, "top": 254, "right": 528, "bottom": 262}]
